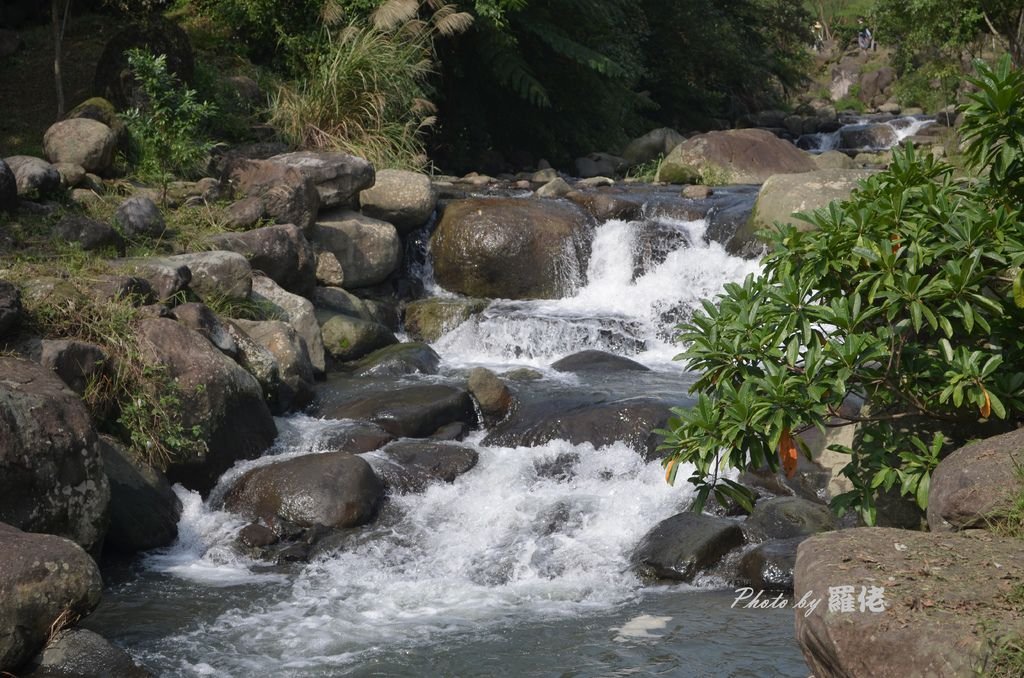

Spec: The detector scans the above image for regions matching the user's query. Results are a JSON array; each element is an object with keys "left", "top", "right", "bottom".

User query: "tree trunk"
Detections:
[{"left": 52, "top": 0, "right": 65, "bottom": 118}]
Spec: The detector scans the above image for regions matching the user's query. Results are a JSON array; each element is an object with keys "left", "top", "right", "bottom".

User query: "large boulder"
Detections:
[
  {"left": 742, "top": 496, "right": 835, "bottom": 542},
  {"left": 222, "top": 321, "right": 284, "bottom": 412},
  {"left": 402, "top": 297, "right": 488, "bottom": 342},
  {"left": 42, "top": 119, "right": 117, "bottom": 175},
  {"left": 631, "top": 512, "right": 745, "bottom": 582},
  {"left": 313, "top": 285, "right": 396, "bottom": 327},
  {"left": 20, "top": 628, "right": 151, "bottom": 678},
  {"left": 484, "top": 396, "right": 674, "bottom": 461},
  {"left": 732, "top": 169, "right": 875, "bottom": 254},
  {"left": 136, "top": 319, "right": 277, "bottom": 493},
  {"left": 622, "top": 127, "right": 687, "bottom": 166},
  {"left": 0, "top": 358, "right": 109, "bottom": 554},
  {"left": 550, "top": 349, "right": 650, "bottom": 373},
  {"left": 365, "top": 440, "right": 479, "bottom": 494},
  {"left": 4, "top": 156, "right": 61, "bottom": 199},
  {"left": 92, "top": 18, "right": 195, "bottom": 109},
  {"left": 98, "top": 437, "right": 181, "bottom": 555},
  {"left": 0, "top": 159, "right": 16, "bottom": 212},
  {"left": 430, "top": 198, "right": 592, "bottom": 300},
  {"left": 132, "top": 251, "right": 252, "bottom": 301},
  {"left": 66, "top": 97, "right": 127, "bottom": 150},
  {"left": 250, "top": 275, "right": 325, "bottom": 375},
  {"left": 206, "top": 223, "right": 316, "bottom": 297},
  {"left": 346, "top": 342, "right": 440, "bottom": 377},
  {"left": 0, "top": 280, "right": 23, "bottom": 337},
  {"left": 312, "top": 210, "right": 402, "bottom": 288},
  {"left": 839, "top": 123, "right": 897, "bottom": 151},
  {"left": 169, "top": 302, "right": 238, "bottom": 358},
  {"left": 224, "top": 452, "right": 383, "bottom": 529},
  {"left": 358, "top": 169, "right": 437, "bottom": 234},
  {"left": 0, "top": 524, "right": 103, "bottom": 672},
  {"left": 319, "top": 312, "right": 398, "bottom": 363},
  {"left": 928, "top": 427, "right": 1024, "bottom": 533},
  {"left": 226, "top": 159, "right": 320, "bottom": 232},
  {"left": 232, "top": 318, "right": 315, "bottom": 412},
  {"left": 316, "top": 384, "right": 476, "bottom": 438},
  {"left": 655, "top": 129, "right": 816, "bottom": 185},
  {"left": 268, "top": 151, "right": 374, "bottom": 209},
  {"left": 38, "top": 339, "right": 109, "bottom": 395},
  {"left": 795, "top": 528, "right": 1024, "bottom": 678}
]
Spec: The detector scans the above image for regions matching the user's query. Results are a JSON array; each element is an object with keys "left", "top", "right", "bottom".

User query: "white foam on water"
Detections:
[
  {"left": 432, "top": 216, "right": 760, "bottom": 370},
  {"left": 612, "top": 614, "right": 674, "bottom": 642},
  {"left": 141, "top": 432, "right": 698, "bottom": 674}
]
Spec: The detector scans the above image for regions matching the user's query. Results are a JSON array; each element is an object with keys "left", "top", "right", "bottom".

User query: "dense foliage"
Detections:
[{"left": 659, "top": 56, "right": 1024, "bottom": 525}]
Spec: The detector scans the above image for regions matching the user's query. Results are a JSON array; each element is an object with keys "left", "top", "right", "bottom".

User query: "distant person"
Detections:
[
  {"left": 813, "top": 21, "right": 824, "bottom": 52},
  {"left": 857, "top": 19, "right": 874, "bottom": 51}
]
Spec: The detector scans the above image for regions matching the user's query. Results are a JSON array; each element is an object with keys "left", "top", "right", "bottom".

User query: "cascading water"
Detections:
[
  {"left": 85, "top": 190, "right": 807, "bottom": 676},
  {"left": 798, "top": 114, "right": 936, "bottom": 153}
]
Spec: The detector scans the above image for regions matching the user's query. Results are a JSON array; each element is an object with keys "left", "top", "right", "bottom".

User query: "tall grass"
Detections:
[{"left": 269, "top": 22, "right": 439, "bottom": 169}]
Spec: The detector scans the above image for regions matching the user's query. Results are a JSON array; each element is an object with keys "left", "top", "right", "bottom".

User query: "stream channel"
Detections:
[{"left": 85, "top": 181, "right": 814, "bottom": 677}]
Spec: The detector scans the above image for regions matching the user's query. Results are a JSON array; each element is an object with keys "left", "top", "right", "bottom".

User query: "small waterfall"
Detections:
[
  {"left": 798, "top": 115, "right": 936, "bottom": 154},
  {"left": 432, "top": 216, "right": 761, "bottom": 368}
]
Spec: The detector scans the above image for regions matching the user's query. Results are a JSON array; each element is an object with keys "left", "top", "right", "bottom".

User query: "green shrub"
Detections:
[
  {"left": 123, "top": 49, "right": 218, "bottom": 184},
  {"left": 658, "top": 56, "right": 1024, "bottom": 525}
]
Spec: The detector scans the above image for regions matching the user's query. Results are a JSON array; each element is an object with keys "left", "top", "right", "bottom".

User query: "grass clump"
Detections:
[{"left": 626, "top": 155, "right": 663, "bottom": 182}]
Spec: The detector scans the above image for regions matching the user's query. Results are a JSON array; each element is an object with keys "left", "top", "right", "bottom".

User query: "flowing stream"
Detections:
[{"left": 86, "top": 193, "right": 807, "bottom": 676}]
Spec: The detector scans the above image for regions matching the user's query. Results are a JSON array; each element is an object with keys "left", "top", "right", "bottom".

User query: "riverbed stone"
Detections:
[
  {"left": 98, "top": 436, "right": 181, "bottom": 555},
  {"left": 226, "top": 158, "right": 320, "bottom": 232},
  {"left": 42, "top": 118, "right": 117, "bottom": 175},
  {"left": 315, "top": 251, "right": 345, "bottom": 287},
  {"left": 655, "top": 129, "right": 816, "bottom": 185},
  {"left": 839, "top": 123, "right": 897, "bottom": 151},
  {"left": 116, "top": 259, "right": 191, "bottom": 301},
  {"left": 268, "top": 151, "right": 374, "bottom": 209},
  {"left": 319, "top": 312, "right": 397, "bottom": 363},
  {"left": 484, "top": 396, "right": 674, "bottom": 461},
  {"left": 0, "top": 159, "right": 17, "bottom": 212},
  {"left": 402, "top": 297, "right": 489, "bottom": 342},
  {"left": 631, "top": 512, "right": 745, "bottom": 582},
  {"left": 52, "top": 162, "right": 86, "bottom": 189},
  {"left": 53, "top": 214, "right": 124, "bottom": 252},
  {"left": 317, "top": 384, "right": 476, "bottom": 438},
  {"left": 358, "top": 169, "right": 436, "bottom": 234},
  {"left": 813, "top": 150, "right": 856, "bottom": 170},
  {"left": 737, "top": 537, "right": 801, "bottom": 593},
  {"left": 365, "top": 440, "right": 479, "bottom": 494},
  {"left": 169, "top": 302, "right": 238, "bottom": 358},
  {"left": 224, "top": 452, "right": 383, "bottom": 529},
  {"left": 113, "top": 196, "right": 165, "bottom": 239},
  {"left": 312, "top": 210, "right": 402, "bottom": 288},
  {"left": 312, "top": 420, "right": 394, "bottom": 455},
  {"left": 927, "top": 427, "right": 1024, "bottom": 533},
  {"left": 0, "top": 280, "right": 22, "bottom": 337},
  {"left": 0, "top": 357, "right": 110, "bottom": 554},
  {"left": 623, "top": 127, "right": 687, "bottom": 166},
  {"left": 232, "top": 318, "right": 315, "bottom": 412},
  {"left": 565, "top": 190, "right": 644, "bottom": 223},
  {"left": 38, "top": 339, "right": 109, "bottom": 395},
  {"left": 536, "top": 177, "right": 572, "bottom": 198},
  {"left": 794, "top": 528, "right": 1024, "bottom": 678},
  {"left": 346, "top": 342, "right": 440, "bottom": 377},
  {"left": 206, "top": 223, "right": 317, "bottom": 298},
  {"left": 431, "top": 198, "right": 593, "bottom": 300},
  {"left": 550, "top": 349, "right": 650, "bottom": 373},
  {"left": 149, "top": 251, "right": 251, "bottom": 301},
  {"left": 467, "top": 367, "right": 513, "bottom": 423},
  {"left": 4, "top": 156, "right": 61, "bottom": 199},
  {"left": 136, "top": 318, "right": 277, "bottom": 493},
  {"left": 20, "top": 628, "right": 151, "bottom": 677},
  {"left": 742, "top": 496, "right": 835, "bottom": 543},
  {"left": 0, "top": 523, "right": 104, "bottom": 672},
  {"left": 250, "top": 274, "right": 325, "bottom": 375}
]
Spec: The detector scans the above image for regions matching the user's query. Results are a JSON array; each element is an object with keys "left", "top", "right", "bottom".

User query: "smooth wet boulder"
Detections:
[
  {"left": 564, "top": 190, "right": 644, "bottom": 223},
  {"left": 4, "top": 156, "right": 61, "bottom": 199},
  {"left": 224, "top": 452, "right": 383, "bottom": 529},
  {"left": 484, "top": 396, "right": 674, "bottom": 461},
  {"left": 928, "top": 427, "right": 1024, "bottom": 533},
  {"left": 0, "top": 280, "right": 23, "bottom": 337},
  {"left": 53, "top": 214, "right": 124, "bottom": 252},
  {"left": 358, "top": 169, "right": 437, "bottom": 234},
  {"left": 98, "top": 436, "right": 181, "bottom": 555},
  {"left": 839, "top": 123, "right": 897, "bottom": 150},
  {"left": 317, "top": 384, "right": 476, "bottom": 438},
  {"left": 0, "top": 159, "right": 17, "bottom": 212},
  {"left": 655, "top": 129, "right": 816, "bottom": 185},
  {"left": 550, "top": 349, "right": 650, "bottom": 373},
  {"left": 169, "top": 302, "right": 238, "bottom": 358},
  {"left": 0, "top": 358, "right": 110, "bottom": 554},
  {"left": 742, "top": 496, "right": 835, "bottom": 542},
  {"left": 536, "top": 177, "right": 572, "bottom": 198},
  {"left": 467, "top": 367, "right": 513, "bottom": 426},
  {"left": 737, "top": 537, "right": 801, "bottom": 592},
  {"left": 20, "top": 628, "right": 151, "bottom": 678},
  {"left": 431, "top": 198, "right": 592, "bottom": 300},
  {"left": 136, "top": 318, "right": 277, "bottom": 493},
  {"left": 250, "top": 275, "right": 325, "bottom": 375},
  {"left": 312, "top": 420, "right": 394, "bottom": 454},
  {"left": 232, "top": 318, "right": 314, "bottom": 412},
  {"left": 632, "top": 512, "right": 745, "bottom": 582},
  {"left": 38, "top": 339, "right": 109, "bottom": 395},
  {"left": 312, "top": 210, "right": 402, "bottom": 288},
  {"left": 0, "top": 523, "right": 104, "bottom": 672},
  {"left": 268, "top": 151, "right": 374, "bottom": 209},
  {"left": 622, "top": 127, "right": 687, "bottom": 166},
  {"left": 113, "top": 196, "right": 165, "bottom": 239},
  {"left": 319, "top": 312, "right": 398, "bottom": 363},
  {"left": 403, "top": 297, "right": 489, "bottom": 342},
  {"left": 206, "top": 224, "right": 316, "bottom": 298},
  {"left": 226, "top": 158, "right": 320, "bottom": 232},
  {"left": 42, "top": 118, "right": 117, "bottom": 174},
  {"left": 365, "top": 440, "right": 479, "bottom": 494},
  {"left": 795, "top": 528, "right": 1024, "bottom": 678},
  {"left": 346, "top": 342, "right": 440, "bottom": 377}
]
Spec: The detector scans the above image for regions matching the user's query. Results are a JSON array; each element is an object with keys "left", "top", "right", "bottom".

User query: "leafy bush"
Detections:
[
  {"left": 659, "top": 56, "right": 1024, "bottom": 525},
  {"left": 123, "top": 49, "right": 217, "bottom": 184}
]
